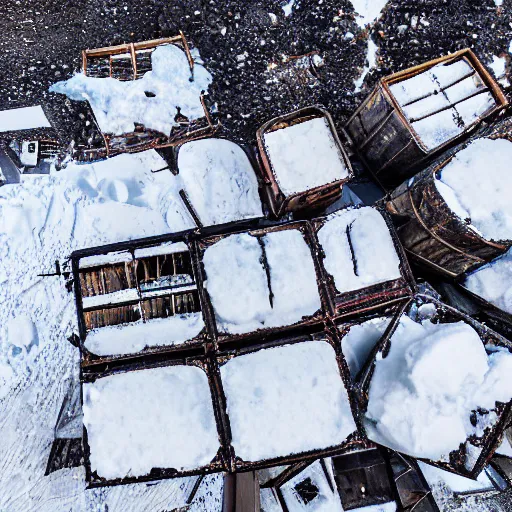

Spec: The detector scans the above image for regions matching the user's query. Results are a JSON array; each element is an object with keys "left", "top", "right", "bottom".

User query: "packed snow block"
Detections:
[
  {"left": 312, "top": 206, "right": 415, "bottom": 321},
  {"left": 73, "top": 238, "right": 207, "bottom": 363},
  {"left": 218, "top": 338, "right": 361, "bottom": 470},
  {"left": 384, "top": 137, "right": 512, "bottom": 278},
  {"left": 256, "top": 106, "right": 353, "bottom": 217},
  {"left": 345, "top": 48, "right": 507, "bottom": 187},
  {"left": 353, "top": 295, "right": 512, "bottom": 479},
  {"left": 175, "top": 138, "right": 263, "bottom": 227},
  {"left": 82, "top": 362, "right": 223, "bottom": 486},
  {"left": 199, "top": 222, "right": 325, "bottom": 343}
]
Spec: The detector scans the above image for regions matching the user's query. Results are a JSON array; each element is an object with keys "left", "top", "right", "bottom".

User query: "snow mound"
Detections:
[
  {"left": 177, "top": 138, "right": 262, "bottom": 226},
  {"left": 318, "top": 207, "right": 402, "bottom": 294},
  {"left": 203, "top": 229, "right": 321, "bottom": 334},
  {"left": 84, "top": 313, "right": 205, "bottom": 356},
  {"left": 435, "top": 138, "right": 512, "bottom": 241},
  {"left": 220, "top": 341, "right": 357, "bottom": 461},
  {"left": 50, "top": 44, "right": 212, "bottom": 135},
  {"left": 263, "top": 117, "right": 349, "bottom": 196},
  {"left": 365, "top": 316, "right": 512, "bottom": 461},
  {"left": 83, "top": 365, "right": 220, "bottom": 479},
  {"left": 464, "top": 248, "right": 512, "bottom": 314}
]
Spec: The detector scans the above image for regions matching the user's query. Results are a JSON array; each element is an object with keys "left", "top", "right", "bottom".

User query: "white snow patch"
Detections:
[
  {"left": 79, "top": 250, "right": 133, "bottom": 269},
  {"left": 84, "top": 313, "right": 205, "bottom": 356},
  {"left": 317, "top": 207, "right": 402, "bottom": 294},
  {"left": 365, "top": 316, "right": 512, "bottom": 461},
  {"left": 177, "top": 138, "right": 263, "bottom": 226},
  {"left": 220, "top": 341, "right": 357, "bottom": 461},
  {"left": 354, "top": 38, "right": 378, "bottom": 93},
  {"left": 390, "top": 60, "right": 496, "bottom": 150},
  {"left": 282, "top": 0, "right": 295, "bottom": 17},
  {"left": 350, "top": 0, "right": 389, "bottom": 27},
  {"left": 203, "top": 229, "right": 321, "bottom": 334},
  {"left": 489, "top": 55, "right": 507, "bottom": 80},
  {"left": 83, "top": 365, "right": 219, "bottom": 479},
  {"left": 341, "top": 317, "right": 391, "bottom": 377},
  {"left": 51, "top": 44, "right": 212, "bottom": 135},
  {"left": 464, "top": 249, "right": 512, "bottom": 315},
  {"left": 134, "top": 241, "right": 189, "bottom": 259},
  {"left": 418, "top": 461, "right": 494, "bottom": 493},
  {"left": 263, "top": 117, "right": 349, "bottom": 196},
  {"left": 434, "top": 138, "right": 512, "bottom": 241},
  {"left": 495, "top": 433, "right": 512, "bottom": 457},
  {"left": 82, "top": 288, "right": 139, "bottom": 309},
  {"left": 0, "top": 105, "right": 51, "bottom": 132}
]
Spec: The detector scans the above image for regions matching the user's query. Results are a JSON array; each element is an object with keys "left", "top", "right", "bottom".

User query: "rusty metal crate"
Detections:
[
  {"left": 195, "top": 221, "right": 331, "bottom": 347},
  {"left": 214, "top": 329, "right": 371, "bottom": 475},
  {"left": 309, "top": 206, "right": 416, "bottom": 323},
  {"left": 256, "top": 105, "right": 353, "bottom": 218},
  {"left": 78, "top": 34, "right": 220, "bottom": 158},
  {"left": 345, "top": 48, "right": 508, "bottom": 188},
  {"left": 81, "top": 353, "right": 230, "bottom": 488},
  {"left": 349, "top": 294, "right": 512, "bottom": 480},
  {"left": 72, "top": 233, "right": 210, "bottom": 368},
  {"left": 384, "top": 153, "right": 511, "bottom": 279},
  {"left": 82, "top": 33, "right": 193, "bottom": 80}
]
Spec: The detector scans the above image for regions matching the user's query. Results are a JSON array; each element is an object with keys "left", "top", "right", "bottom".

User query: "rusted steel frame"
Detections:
[
  {"left": 260, "top": 461, "right": 313, "bottom": 490},
  {"left": 83, "top": 36, "right": 182, "bottom": 59},
  {"left": 180, "top": 30, "right": 194, "bottom": 74},
  {"left": 200, "top": 93, "right": 215, "bottom": 128},
  {"left": 408, "top": 188, "right": 486, "bottom": 263},
  {"left": 375, "top": 139, "right": 414, "bottom": 177},
  {"left": 357, "top": 108, "right": 395, "bottom": 151},
  {"left": 129, "top": 42, "right": 137, "bottom": 79}
]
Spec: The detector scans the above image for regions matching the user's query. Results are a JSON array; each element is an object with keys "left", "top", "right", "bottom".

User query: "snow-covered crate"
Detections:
[
  {"left": 256, "top": 105, "right": 353, "bottom": 217},
  {"left": 75, "top": 34, "right": 219, "bottom": 158},
  {"left": 215, "top": 331, "right": 368, "bottom": 473},
  {"left": 351, "top": 294, "right": 512, "bottom": 479},
  {"left": 81, "top": 356, "right": 227, "bottom": 487},
  {"left": 196, "top": 221, "right": 329, "bottom": 345},
  {"left": 72, "top": 235, "right": 209, "bottom": 365},
  {"left": 173, "top": 137, "right": 264, "bottom": 228},
  {"left": 311, "top": 206, "right": 415, "bottom": 322},
  {"left": 384, "top": 136, "right": 512, "bottom": 278},
  {"left": 345, "top": 48, "right": 508, "bottom": 187}
]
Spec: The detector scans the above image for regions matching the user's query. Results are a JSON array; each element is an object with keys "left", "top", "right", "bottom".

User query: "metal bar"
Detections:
[{"left": 130, "top": 42, "right": 137, "bottom": 79}]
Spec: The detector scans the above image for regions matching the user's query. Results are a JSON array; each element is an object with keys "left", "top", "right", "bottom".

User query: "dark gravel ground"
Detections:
[
  {"left": 1, "top": 0, "right": 512, "bottom": 146},
  {"left": 1, "top": 1, "right": 512, "bottom": 510}
]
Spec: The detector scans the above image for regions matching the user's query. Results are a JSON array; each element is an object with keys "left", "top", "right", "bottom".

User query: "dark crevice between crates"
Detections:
[{"left": 257, "top": 235, "right": 274, "bottom": 308}]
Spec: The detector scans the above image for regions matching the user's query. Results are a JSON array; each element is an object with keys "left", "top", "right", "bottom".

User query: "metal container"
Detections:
[
  {"left": 256, "top": 106, "right": 353, "bottom": 217},
  {"left": 345, "top": 48, "right": 508, "bottom": 187}
]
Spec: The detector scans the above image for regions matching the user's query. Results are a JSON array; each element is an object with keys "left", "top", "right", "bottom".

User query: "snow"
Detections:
[
  {"left": 82, "top": 288, "right": 139, "bottom": 309},
  {"left": 83, "top": 365, "right": 220, "bottom": 479},
  {"left": 0, "top": 105, "right": 51, "bottom": 132},
  {"left": 220, "top": 341, "right": 357, "bottom": 461},
  {"left": 495, "top": 434, "right": 512, "bottom": 457},
  {"left": 79, "top": 250, "right": 134, "bottom": 268},
  {"left": 341, "top": 317, "right": 391, "bottom": 377},
  {"left": 389, "top": 59, "right": 496, "bottom": 150},
  {"left": 0, "top": 145, "right": 213, "bottom": 508},
  {"left": 418, "top": 461, "right": 494, "bottom": 493},
  {"left": 134, "top": 241, "right": 188, "bottom": 258},
  {"left": 317, "top": 207, "right": 402, "bottom": 294},
  {"left": 354, "top": 38, "right": 378, "bottom": 93},
  {"left": 50, "top": 44, "right": 212, "bottom": 136},
  {"left": 349, "top": 0, "right": 389, "bottom": 27},
  {"left": 279, "top": 459, "right": 344, "bottom": 511},
  {"left": 177, "top": 138, "right": 263, "bottom": 226},
  {"left": 84, "top": 313, "right": 205, "bottom": 356},
  {"left": 434, "top": 138, "right": 512, "bottom": 241},
  {"left": 263, "top": 116, "right": 350, "bottom": 196},
  {"left": 282, "top": 0, "right": 295, "bottom": 17},
  {"left": 203, "top": 229, "right": 321, "bottom": 335},
  {"left": 364, "top": 315, "right": 512, "bottom": 461},
  {"left": 352, "top": 503, "right": 397, "bottom": 512}
]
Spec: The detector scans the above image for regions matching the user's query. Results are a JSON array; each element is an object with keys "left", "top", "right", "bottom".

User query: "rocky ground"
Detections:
[{"left": 1, "top": 1, "right": 512, "bottom": 510}]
